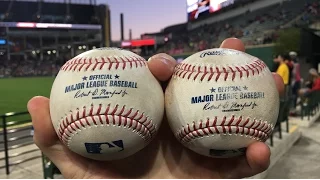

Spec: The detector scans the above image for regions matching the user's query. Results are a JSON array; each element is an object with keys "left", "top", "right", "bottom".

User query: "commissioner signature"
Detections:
[
  {"left": 74, "top": 88, "right": 128, "bottom": 99},
  {"left": 203, "top": 101, "right": 258, "bottom": 111},
  {"left": 229, "top": 102, "right": 258, "bottom": 110}
]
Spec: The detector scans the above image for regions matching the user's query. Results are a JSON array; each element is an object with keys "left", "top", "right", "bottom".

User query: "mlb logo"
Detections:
[
  {"left": 85, "top": 140, "right": 124, "bottom": 154},
  {"left": 209, "top": 148, "right": 246, "bottom": 157}
]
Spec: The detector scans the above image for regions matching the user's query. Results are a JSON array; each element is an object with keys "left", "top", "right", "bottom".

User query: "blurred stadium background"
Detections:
[{"left": 0, "top": 0, "right": 319, "bottom": 178}]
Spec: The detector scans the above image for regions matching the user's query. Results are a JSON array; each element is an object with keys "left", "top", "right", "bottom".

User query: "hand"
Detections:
[{"left": 28, "top": 38, "right": 284, "bottom": 178}]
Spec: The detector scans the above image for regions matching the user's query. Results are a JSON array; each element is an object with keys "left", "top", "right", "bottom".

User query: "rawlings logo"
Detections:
[
  {"left": 96, "top": 47, "right": 124, "bottom": 51},
  {"left": 199, "top": 49, "right": 240, "bottom": 58},
  {"left": 200, "top": 51, "right": 226, "bottom": 58}
]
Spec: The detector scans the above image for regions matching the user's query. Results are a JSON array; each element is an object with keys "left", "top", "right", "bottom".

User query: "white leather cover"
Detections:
[
  {"left": 50, "top": 48, "right": 164, "bottom": 160},
  {"left": 165, "top": 48, "right": 279, "bottom": 158}
]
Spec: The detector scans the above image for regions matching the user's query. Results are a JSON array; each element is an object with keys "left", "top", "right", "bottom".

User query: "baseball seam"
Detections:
[
  {"left": 57, "top": 104, "right": 156, "bottom": 145},
  {"left": 176, "top": 116, "right": 273, "bottom": 143},
  {"left": 60, "top": 56, "right": 147, "bottom": 71},
  {"left": 174, "top": 59, "right": 267, "bottom": 81}
]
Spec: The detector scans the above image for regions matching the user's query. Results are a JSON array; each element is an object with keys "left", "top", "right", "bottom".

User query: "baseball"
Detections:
[
  {"left": 165, "top": 48, "right": 279, "bottom": 158},
  {"left": 49, "top": 48, "right": 164, "bottom": 161}
]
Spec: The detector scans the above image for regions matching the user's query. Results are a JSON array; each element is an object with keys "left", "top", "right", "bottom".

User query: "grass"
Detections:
[{"left": 0, "top": 77, "right": 54, "bottom": 115}]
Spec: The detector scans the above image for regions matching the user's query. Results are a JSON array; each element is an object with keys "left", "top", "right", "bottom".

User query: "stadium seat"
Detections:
[
  {"left": 300, "top": 90, "right": 320, "bottom": 120},
  {"left": 270, "top": 100, "right": 286, "bottom": 146}
]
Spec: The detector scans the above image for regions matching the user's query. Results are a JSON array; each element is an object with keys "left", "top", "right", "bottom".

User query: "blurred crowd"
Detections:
[
  {"left": 1, "top": 0, "right": 320, "bottom": 78},
  {"left": 161, "top": 0, "right": 320, "bottom": 55},
  {"left": 273, "top": 51, "right": 320, "bottom": 115},
  {"left": 0, "top": 56, "right": 61, "bottom": 78}
]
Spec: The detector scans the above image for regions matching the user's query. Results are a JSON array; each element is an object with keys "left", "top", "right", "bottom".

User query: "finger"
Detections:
[
  {"left": 27, "top": 96, "right": 59, "bottom": 147},
  {"left": 220, "top": 38, "right": 245, "bottom": 52},
  {"left": 147, "top": 53, "right": 177, "bottom": 82},
  {"left": 28, "top": 96, "right": 89, "bottom": 175},
  {"left": 230, "top": 142, "right": 270, "bottom": 178},
  {"left": 272, "top": 73, "right": 285, "bottom": 96},
  {"left": 245, "top": 142, "right": 271, "bottom": 176}
]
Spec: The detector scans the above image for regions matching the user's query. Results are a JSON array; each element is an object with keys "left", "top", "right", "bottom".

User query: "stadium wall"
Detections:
[
  {"left": 246, "top": 44, "right": 275, "bottom": 70},
  {"left": 188, "top": 0, "right": 284, "bottom": 30}
]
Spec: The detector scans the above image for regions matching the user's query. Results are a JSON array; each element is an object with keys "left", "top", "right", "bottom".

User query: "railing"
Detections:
[
  {"left": 300, "top": 90, "right": 320, "bottom": 120},
  {"left": 268, "top": 84, "right": 295, "bottom": 147},
  {"left": 0, "top": 111, "right": 41, "bottom": 175},
  {"left": 269, "top": 100, "right": 290, "bottom": 147}
]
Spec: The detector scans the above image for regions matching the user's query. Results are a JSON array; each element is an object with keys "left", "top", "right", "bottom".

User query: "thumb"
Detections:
[
  {"left": 27, "top": 96, "right": 58, "bottom": 147},
  {"left": 28, "top": 96, "right": 91, "bottom": 178}
]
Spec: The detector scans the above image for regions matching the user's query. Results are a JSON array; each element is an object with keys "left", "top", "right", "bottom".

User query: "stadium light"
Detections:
[
  {"left": 67, "top": 45, "right": 71, "bottom": 49},
  {"left": 36, "top": 50, "right": 40, "bottom": 54},
  {"left": 53, "top": 50, "right": 57, "bottom": 54},
  {"left": 4, "top": 112, "right": 15, "bottom": 116},
  {"left": 17, "top": 22, "right": 35, "bottom": 28},
  {"left": 92, "top": 46, "right": 96, "bottom": 49},
  {"left": 47, "top": 50, "right": 51, "bottom": 55},
  {"left": 82, "top": 45, "right": 87, "bottom": 49},
  {"left": 32, "top": 51, "right": 36, "bottom": 55},
  {"left": 78, "top": 46, "right": 82, "bottom": 50},
  {"left": 5, "top": 112, "right": 14, "bottom": 116},
  {"left": 0, "top": 22, "right": 102, "bottom": 30}
]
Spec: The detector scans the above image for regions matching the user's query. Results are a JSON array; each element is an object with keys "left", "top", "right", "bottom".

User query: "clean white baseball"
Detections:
[
  {"left": 50, "top": 48, "right": 164, "bottom": 161},
  {"left": 165, "top": 48, "right": 279, "bottom": 158}
]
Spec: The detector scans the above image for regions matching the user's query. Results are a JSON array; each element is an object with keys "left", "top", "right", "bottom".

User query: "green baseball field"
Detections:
[{"left": 0, "top": 77, "right": 55, "bottom": 115}]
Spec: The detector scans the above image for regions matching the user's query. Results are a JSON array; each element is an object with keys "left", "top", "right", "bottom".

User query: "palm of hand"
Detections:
[
  {"left": 37, "top": 120, "right": 269, "bottom": 179},
  {"left": 29, "top": 38, "right": 283, "bottom": 179}
]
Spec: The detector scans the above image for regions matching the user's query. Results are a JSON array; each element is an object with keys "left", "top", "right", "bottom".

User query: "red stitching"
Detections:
[
  {"left": 114, "top": 57, "right": 120, "bottom": 69},
  {"left": 60, "top": 56, "right": 146, "bottom": 71},
  {"left": 229, "top": 67, "right": 236, "bottom": 81},
  {"left": 79, "top": 58, "right": 87, "bottom": 71},
  {"left": 57, "top": 104, "right": 156, "bottom": 145},
  {"left": 174, "top": 60, "right": 267, "bottom": 81},
  {"left": 125, "top": 57, "right": 133, "bottom": 68},
  {"left": 176, "top": 116, "right": 273, "bottom": 143}
]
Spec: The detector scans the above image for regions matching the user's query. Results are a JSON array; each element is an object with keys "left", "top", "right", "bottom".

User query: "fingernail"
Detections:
[
  {"left": 150, "top": 53, "right": 177, "bottom": 71},
  {"left": 160, "top": 55, "right": 176, "bottom": 72},
  {"left": 27, "top": 96, "right": 42, "bottom": 112},
  {"left": 160, "top": 55, "right": 175, "bottom": 65},
  {"left": 147, "top": 57, "right": 153, "bottom": 62}
]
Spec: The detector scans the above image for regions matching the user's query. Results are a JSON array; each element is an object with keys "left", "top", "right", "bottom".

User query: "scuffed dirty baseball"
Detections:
[
  {"left": 165, "top": 48, "right": 279, "bottom": 158},
  {"left": 50, "top": 48, "right": 164, "bottom": 161}
]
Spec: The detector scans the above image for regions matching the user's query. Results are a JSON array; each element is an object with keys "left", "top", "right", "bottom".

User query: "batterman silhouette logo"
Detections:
[
  {"left": 63, "top": 74, "right": 138, "bottom": 99},
  {"left": 209, "top": 148, "right": 246, "bottom": 157},
  {"left": 85, "top": 140, "right": 124, "bottom": 154}
]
